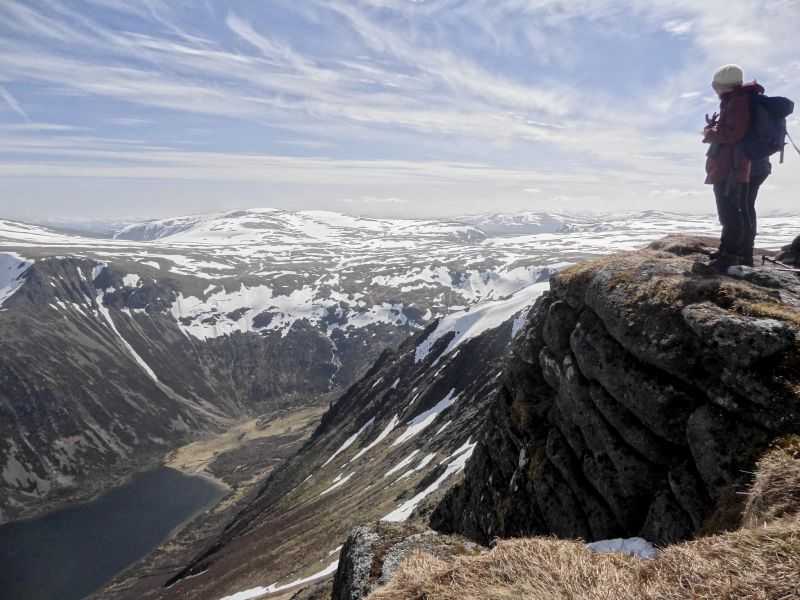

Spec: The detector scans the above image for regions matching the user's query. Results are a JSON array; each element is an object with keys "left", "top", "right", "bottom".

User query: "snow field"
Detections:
[
  {"left": 381, "top": 441, "right": 477, "bottom": 523},
  {"left": 218, "top": 559, "right": 340, "bottom": 600},
  {"left": 414, "top": 282, "right": 550, "bottom": 365},
  {"left": 391, "top": 389, "right": 460, "bottom": 447},
  {"left": 0, "top": 252, "right": 34, "bottom": 310}
]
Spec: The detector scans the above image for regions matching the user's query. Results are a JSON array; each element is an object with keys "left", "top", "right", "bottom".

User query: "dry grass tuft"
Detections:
[
  {"left": 740, "top": 300, "right": 800, "bottom": 329},
  {"left": 367, "top": 442, "right": 800, "bottom": 600},
  {"left": 743, "top": 436, "right": 800, "bottom": 527},
  {"left": 368, "top": 537, "right": 638, "bottom": 600},
  {"left": 647, "top": 235, "right": 720, "bottom": 256}
]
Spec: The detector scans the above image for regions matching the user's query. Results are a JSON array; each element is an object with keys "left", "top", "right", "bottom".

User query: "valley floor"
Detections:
[{"left": 95, "top": 405, "right": 325, "bottom": 600}]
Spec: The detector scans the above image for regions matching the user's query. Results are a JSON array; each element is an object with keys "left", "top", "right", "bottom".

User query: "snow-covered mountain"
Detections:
[{"left": 1, "top": 208, "right": 798, "bottom": 524}]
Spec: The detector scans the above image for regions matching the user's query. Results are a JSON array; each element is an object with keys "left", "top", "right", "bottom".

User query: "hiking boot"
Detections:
[{"left": 708, "top": 253, "right": 741, "bottom": 272}]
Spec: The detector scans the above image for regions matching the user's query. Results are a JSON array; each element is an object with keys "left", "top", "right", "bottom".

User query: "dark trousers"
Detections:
[
  {"left": 713, "top": 182, "right": 747, "bottom": 256},
  {"left": 741, "top": 173, "right": 768, "bottom": 256}
]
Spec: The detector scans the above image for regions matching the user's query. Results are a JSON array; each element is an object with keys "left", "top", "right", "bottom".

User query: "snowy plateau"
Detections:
[{"left": 3, "top": 208, "right": 798, "bottom": 344}]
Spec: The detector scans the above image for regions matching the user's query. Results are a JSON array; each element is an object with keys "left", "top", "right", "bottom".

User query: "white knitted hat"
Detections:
[{"left": 712, "top": 64, "right": 744, "bottom": 87}]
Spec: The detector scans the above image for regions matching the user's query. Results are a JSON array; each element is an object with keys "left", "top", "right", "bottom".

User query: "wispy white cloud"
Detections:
[
  {"left": 0, "top": 0, "right": 798, "bottom": 217},
  {"left": 0, "top": 83, "right": 30, "bottom": 121},
  {"left": 106, "top": 117, "right": 155, "bottom": 126},
  {"left": 663, "top": 19, "right": 693, "bottom": 35}
]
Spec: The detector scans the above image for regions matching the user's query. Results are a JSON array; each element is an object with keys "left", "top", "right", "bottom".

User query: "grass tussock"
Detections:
[
  {"left": 367, "top": 442, "right": 800, "bottom": 600},
  {"left": 740, "top": 300, "right": 800, "bottom": 329},
  {"left": 744, "top": 436, "right": 800, "bottom": 527}
]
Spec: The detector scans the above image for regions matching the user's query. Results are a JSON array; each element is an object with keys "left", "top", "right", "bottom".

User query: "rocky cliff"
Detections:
[{"left": 431, "top": 235, "right": 800, "bottom": 545}]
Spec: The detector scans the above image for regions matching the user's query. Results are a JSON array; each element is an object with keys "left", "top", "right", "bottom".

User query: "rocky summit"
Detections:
[{"left": 432, "top": 235, "right": 800, "bottom": 546}]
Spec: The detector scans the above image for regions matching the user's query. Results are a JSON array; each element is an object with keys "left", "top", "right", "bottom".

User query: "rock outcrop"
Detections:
[
  {"left": 432, "top": 236, "right": 800, "bottom": 545},
  {"left": 331, "top": 523, "right": 482, "bottom": 600}
]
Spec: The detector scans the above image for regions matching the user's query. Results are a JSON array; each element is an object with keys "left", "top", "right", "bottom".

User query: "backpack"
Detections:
[{"left": 743, "top": 92, "right": 795, "bottom": 163}]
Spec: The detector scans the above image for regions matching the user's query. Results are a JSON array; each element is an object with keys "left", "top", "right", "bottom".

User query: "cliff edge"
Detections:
[{"left": 431, "top": 235, "right": 800, "bottom": 544}]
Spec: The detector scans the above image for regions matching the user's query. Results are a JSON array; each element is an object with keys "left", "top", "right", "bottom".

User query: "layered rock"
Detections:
[{"left": 432, "top": 236, "right": 800, "bottom": 544}]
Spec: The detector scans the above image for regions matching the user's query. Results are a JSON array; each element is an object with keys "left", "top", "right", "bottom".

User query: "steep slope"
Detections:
[
  {"left": 432, "top": 235, "right": 800, "bottom": 545},
  {"left": 99, "top": 280, "right": 550, "bottom": 600}
]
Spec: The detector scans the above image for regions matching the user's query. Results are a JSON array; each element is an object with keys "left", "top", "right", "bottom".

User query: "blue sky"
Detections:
[{"left": 1, "top": 0, "right": 799, "bottom": 221}]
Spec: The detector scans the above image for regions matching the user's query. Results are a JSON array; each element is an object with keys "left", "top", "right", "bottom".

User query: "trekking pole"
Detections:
[
  {"left": 761, "top": 255, "right": 800, "bottom": 272},
  {"left": 787, "top": 130, "right": 800, "bottom": 158}
]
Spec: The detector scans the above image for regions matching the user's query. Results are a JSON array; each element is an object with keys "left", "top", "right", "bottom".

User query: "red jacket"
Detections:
[{"left": 703, "top": 81, "right": 764, "bottom": 184}]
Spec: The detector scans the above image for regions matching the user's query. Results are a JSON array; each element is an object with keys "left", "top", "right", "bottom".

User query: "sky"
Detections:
[{"left": 1, "top": 0, "right": 799, "bottom": 223}]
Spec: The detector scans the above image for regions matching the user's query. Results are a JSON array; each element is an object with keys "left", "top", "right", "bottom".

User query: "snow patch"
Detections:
[
  {"left": 0, "top": 252, "right": 33, "bottom": 309},
  {"left": 396, "top": 452, "right": 437, "bottom": 482},
  {"left": 382, "top": 441, "right": 476, "bottom": 522},
  {"left": 91, "top": 263, "right": 107, "bottom": 282},
  {"left": 217, "top": 558, "right": 340, "bottom": 600},
  {"left": 322, "top": 418, "right": 375, "bottom": 467},
  {"left": 587, "top": 537, "right": 659, "bottom": 559},
  {"left": 94, "top": 271, "right": 159, "bottom": 382},
  {"left": 320, "top": 472, "right": 353, "bottom": 496},
  {"left": 392, "top": 389, "right": 459, "bottom": 447},
  {"left": 415, "top": 282, "right": 548, "bottom": 365},
  {"left": 122, "top": 273, "right": 141, "bottom": 288},
  {"left": 434, "top": 420, "right": 452, "bottom": 436},
  {"left": 383, "top": 450, "right": 420, "bottom": 478},
  {"left": 350, "top": 415, "right": 400, "bottom": 463}
]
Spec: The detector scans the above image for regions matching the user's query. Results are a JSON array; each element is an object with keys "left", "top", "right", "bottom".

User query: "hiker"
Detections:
[{"left": 702, "top": 64, "right": 764, "bottom": 267}]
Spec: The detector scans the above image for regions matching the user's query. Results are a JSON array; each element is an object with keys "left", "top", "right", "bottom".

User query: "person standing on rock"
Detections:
[{"left": 702, "top": 64, "right": 765, "bottom": 267}]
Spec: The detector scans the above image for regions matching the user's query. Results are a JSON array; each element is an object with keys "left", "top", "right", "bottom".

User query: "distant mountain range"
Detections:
[{"left": 1, "top": 208, "right": 798, "bottom": 525}]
